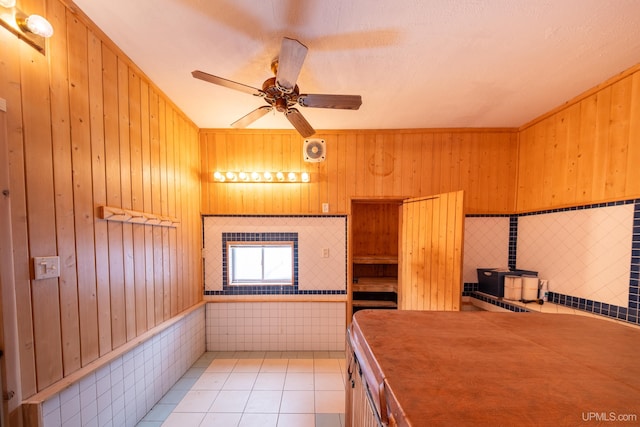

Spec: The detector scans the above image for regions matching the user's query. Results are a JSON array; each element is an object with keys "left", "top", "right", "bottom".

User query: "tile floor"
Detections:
[{"left": 137, "top": 351, "right": 346, "bottom": 427}]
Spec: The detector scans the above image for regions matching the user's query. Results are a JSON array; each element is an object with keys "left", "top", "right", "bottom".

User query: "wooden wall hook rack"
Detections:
[{"left": 98, "top": 206, "right": 179, "bottom": 228}]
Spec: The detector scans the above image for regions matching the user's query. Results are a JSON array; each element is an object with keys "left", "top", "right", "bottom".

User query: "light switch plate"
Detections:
[{"left": 33, "top": 256, "right": 60, "bottom": 280}]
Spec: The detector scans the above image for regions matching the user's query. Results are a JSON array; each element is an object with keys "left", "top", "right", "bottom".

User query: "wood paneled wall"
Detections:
[
  {"left": 517, "top": 64, "right": 640, "bottom": 211},
  {"left": 0, "top": 0, "right": 201, "bottom": 407},
  {"left": 200, "top": 129, "right": 518, "bottom": 215}
]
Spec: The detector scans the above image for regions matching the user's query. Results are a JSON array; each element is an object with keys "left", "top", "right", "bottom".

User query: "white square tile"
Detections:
[
  {"left": 253, "top": 372, "right": 286, "bottom": 391},
  {"left": 233, "top": 359, "right": 264, "bottom": 373},
  {"left": 222, "top": 372, "right": 258, "bottom": 390},
  {"left": 209, "top": 390, "right": 251, "bottom": 413},
  {"left": 279, "top": 390, "right": 315, "bottom": 413},
  {"left": 206, "top": 359, "right": 238, "bottom": 373},
  {"left": 173, "top": 390, "right": 219, "bottom": 412},
  {"left": 201, "top": 412, "right": 242, "bottom": 426},
  {"left": 260, "top": 359, "right": 289, "bottom": 372},
  {"left": 276, "top": 413, "right": 316, "bottom": 427},
  {"left": 192, "top": 372, "right": 229, "bottom": 390},
  {"left": 314, "top": 390, "right": 345, "bottom": 414},
  {"left": 286, "top": 359, "right": 313, "bottom": 373},
  {"left": 313, "top": 359, "right": 342, "bottom": 373},
  {"left": 238, "top": 413, "right": 278, "bottom": 427},
  {"left": 244, "top": 390, "right": 282, "bottom": 414},
  {"left": 283, "top": 373, "right": 314, "bottom": 391},
  {"left": 314, "top": 373, "right": 344, "bottom": 391},
  {"left": 60, "top": 393, "right": 81, "bottom": 423},
  {"left": 161, "top": 412, "right": 205, "bottom": 427}
]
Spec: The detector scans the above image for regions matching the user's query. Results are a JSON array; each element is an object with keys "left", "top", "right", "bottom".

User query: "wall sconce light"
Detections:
[
  {"left": 0, "top": 1, "right": 54, "bottom": 54},
  {"left": 213, "top": 171, "right": 311, "bottom": 183}
]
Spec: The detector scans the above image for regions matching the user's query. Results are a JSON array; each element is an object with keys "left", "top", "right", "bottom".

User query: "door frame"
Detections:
[
  {"left": 0, "top": 98, "right": 20, "bottom": 425},
  {"left": 347, "top": 197, "right": 406, "bottom": 322}
]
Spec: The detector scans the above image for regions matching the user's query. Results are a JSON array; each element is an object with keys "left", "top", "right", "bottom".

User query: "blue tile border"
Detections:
[
  {"left": 467, "top": 291, "right": 530, "bottom": 312},
  {"left": 216, "top": 232, "right": 299, "bottom": 295},
  {"left": 466, "top": 198, "right": 640, "bottom": 326},
  {"left": 508, "top": 216, "right": 518, "bottom": 269}
]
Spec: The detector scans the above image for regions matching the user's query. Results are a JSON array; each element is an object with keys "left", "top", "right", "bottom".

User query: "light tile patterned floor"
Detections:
[{"left": 137, "top": 351, "right": 346, "bottom": 427}]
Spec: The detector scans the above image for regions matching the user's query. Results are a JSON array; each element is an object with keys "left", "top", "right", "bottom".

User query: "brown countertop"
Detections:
[{"left": 349, "top": 310, "right": 640, "bottom": 426}]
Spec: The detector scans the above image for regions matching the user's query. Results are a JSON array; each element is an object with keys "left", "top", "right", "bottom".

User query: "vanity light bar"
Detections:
[
  {"left": 213, "top": 171, "right": 310, "bottom": 183},
  {"left": 0, "top": 1, "right": 54, "bottom": 53}
]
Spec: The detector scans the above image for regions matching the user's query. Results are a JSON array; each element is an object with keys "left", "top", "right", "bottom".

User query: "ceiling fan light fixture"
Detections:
[{"left": 192, "top": 37, "right": 361, "bottom": 138}]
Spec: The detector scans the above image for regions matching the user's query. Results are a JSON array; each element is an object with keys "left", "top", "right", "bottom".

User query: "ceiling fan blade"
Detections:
[
  {"left": 298, "top": 94, "right": 362, "bottom": 110},
  {"left": 231, "top": 106, "right": 273, "bottom": 128},
  {"left": 276, "top": 38, "right": 308, "bottom": 91},
  {"left": 192, "top": 70, "right": 263, "bottom": 96},
  {"left": 285, "top": 108, "right": 315, "bottom": 138}
]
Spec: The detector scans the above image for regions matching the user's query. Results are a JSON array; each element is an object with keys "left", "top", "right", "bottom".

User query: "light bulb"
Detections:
[
  {"left": 24, "top": 14, "right": 54, "bottom": 38},
  {"left": 276, "top": 172, "right": 285, "bottom": 181},
  {"left": 288, "top": 172, "right": 297, "bottom": 182},
  {"left": 263, "top": 172, "right": 273, "bottom": 181},
  {"left": 251, "top": 172, "right": 261, "bottom": 181},
  {"left": 301, "top": 172, "right": 310, "bottom": 183},
  {"left": 239, "top": 172, "right": 248, "bottom": 181},
  {"left": 213, "top": 171, "right": 223, "bottom": 181},
  {"left": 226, "top": 172, "right": 237, "bottom": 181}
]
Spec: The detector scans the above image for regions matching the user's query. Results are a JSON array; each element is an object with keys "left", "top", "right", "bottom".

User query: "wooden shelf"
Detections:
[
  {"left": 352, "top": 277, "right": 397, "bottom": 293},
  {"left": 353, "top": 255, "right": 398, "bottom": 264},
  {"left": 352, "top": 300, "right": 398, "bottom": 308}
]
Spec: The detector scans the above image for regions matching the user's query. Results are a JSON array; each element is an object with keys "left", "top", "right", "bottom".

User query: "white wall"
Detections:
[
  {"left": 41, "top": 306, "right": 205, "bottom": 427},
  {"left": 206, "top": 302, "right": 346, "bottom": 352},
  {"left": 464, "top": 202, "right": 635, "bottom": 311},
  {"left": 517, "top": 204, "right": 633, "bottom": 307},
  {"left": 463, "top": 216, "right": 510, "bottom": 283},
  {"left": 203, "top": 216, "right": 347, "bottom": 293}
]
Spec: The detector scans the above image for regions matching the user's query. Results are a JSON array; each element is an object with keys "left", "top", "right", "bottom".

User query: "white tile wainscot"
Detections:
[
  {"left": 206, "top": 301, "right": 347, "bottom": 352},
  {"left": 25, "top": 303, "right": 205, "bottom": 427}
]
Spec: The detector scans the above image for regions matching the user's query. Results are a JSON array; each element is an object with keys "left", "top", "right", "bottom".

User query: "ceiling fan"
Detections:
[{"left": 192, "top": 37, "right": 362, "bottom": 138}]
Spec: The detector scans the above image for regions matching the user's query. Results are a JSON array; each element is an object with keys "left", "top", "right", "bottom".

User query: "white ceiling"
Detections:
[{"left": 71, "top": 0, "right": 640, "bottom": 132}]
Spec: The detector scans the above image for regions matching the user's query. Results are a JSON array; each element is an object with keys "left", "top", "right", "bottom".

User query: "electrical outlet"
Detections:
[
  {"left": 322, "top": 203, "right": 329, "bottom": 213},
  {"left": 322, "top": 248, "right": 330, "bottom": 258},
  {"left": 33, "top": 256, "right": 60, "bottom": 280}
]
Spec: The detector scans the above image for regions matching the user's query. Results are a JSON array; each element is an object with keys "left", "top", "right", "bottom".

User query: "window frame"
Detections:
[{"left": 226, "top": 240, "right": 295, "bottom": 286}]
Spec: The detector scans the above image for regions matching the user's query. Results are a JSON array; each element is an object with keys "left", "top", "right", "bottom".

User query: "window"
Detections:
[{"left": 227, "top": 241, "right": 294, "bottom": 286}]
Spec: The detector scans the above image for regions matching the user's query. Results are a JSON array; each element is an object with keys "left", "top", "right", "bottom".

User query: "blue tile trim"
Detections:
[
  {"left": 629, "top": 201, "right": 640, "bottom": 319},
  {"left": 462, "top": 282, "right": 478, "bottom": 296},
  {"left": 468, "top": 292, "right": 530, "bottom": 312},
  {"left": 204, "top": 289, "right": 347, "bottom": 296},
  {"left": 549, "top": 291, "right": 635, "bottom": 324},
  {"left": 515, "top": 199, "right": 636, "bottom": 217},
  {"left": 508, "top": 216, "right": 518, "bottom": 269},
  {"left": 220, "top": 232, "right": 299, "bottom": 295}
]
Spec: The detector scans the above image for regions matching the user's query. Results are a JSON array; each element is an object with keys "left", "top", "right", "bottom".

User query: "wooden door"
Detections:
[{"left": 398, "top": 191, "right": 464, "bottom": 310}]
